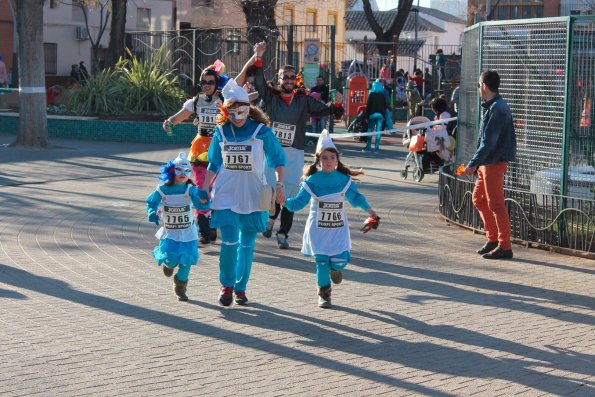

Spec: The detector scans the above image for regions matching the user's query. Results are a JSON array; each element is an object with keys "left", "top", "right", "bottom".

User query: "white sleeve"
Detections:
[{"left": 182, "top": 98, "right": 194, "bottom": 113}]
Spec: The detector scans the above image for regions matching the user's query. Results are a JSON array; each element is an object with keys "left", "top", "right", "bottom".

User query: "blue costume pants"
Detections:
[
  {"left": 164, "top": 262, "right": 191, "bottom": 282},
  {"left": 314, "top": 252, "right": 350, "bottom": 288},
  {"left": 219, "top": 225, "right": 257, "bottom": 292},
  {"left": 365, "top": 112, "right": 384, "bottom": 152}
]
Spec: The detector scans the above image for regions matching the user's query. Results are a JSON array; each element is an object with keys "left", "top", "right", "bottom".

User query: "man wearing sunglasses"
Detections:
[
  {"left": 239, "top": 41, "right": 336, "bottom": 250},
  {"left": 163, "top": 62, "right": 228, "bottom": 245}
]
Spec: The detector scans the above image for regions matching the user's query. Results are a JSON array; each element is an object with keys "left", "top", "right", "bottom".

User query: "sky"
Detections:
[{"left": 376, "top": 0, "right": 433, "bottom": 11}]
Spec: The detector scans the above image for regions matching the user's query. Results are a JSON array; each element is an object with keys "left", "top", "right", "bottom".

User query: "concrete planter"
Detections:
[{"left": 0, "top": 113, "right": 197, "bottom": 144}]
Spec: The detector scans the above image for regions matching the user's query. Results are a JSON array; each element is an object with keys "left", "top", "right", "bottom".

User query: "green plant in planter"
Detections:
[
  {"left": 69, "top": 69, "right": 127, "bottom": 115},
  {"left": 118, "top": 47, "right": 186, "bottom": 116},
  {"left": 69, "top": 45, "right": 185, "bottom": 117}
]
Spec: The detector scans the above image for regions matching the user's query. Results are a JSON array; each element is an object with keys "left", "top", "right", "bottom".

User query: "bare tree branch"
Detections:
[{"left": 361, "top": 0, "right": 414, "bottom": 54}]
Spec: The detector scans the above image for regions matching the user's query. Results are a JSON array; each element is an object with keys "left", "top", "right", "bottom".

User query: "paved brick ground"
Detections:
[{"left": 0, "top": 132, "right": 594, "bottom": 396}]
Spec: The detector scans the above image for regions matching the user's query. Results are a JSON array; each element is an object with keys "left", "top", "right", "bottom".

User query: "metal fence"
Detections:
[
  {"left": 440, "top": 16, "right": 595, "bottom": 253},
  {"left": 335, "top": 42, "right": 462, "bottom": 90},
  {"left": 125, "top": 27, "right": 462, "bottom": 97},
  {"left": 125, "top": 25, "right": 335, "bottom": 87}
]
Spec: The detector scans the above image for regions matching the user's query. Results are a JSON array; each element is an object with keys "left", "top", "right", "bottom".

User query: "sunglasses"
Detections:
[
  {"left": 477, "top": 82, "right": 482, "bottom": 88},
  {"left": 201, "top": 80, "right": 216, "bottom": 86},
  {"left": 281, "top": 75, "right": 297, "bottom": 81}
]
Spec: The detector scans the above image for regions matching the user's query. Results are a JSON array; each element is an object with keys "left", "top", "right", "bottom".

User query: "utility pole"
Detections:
[
  {"left": 413, "top": 7, "right": 419, "bottom": 71},
  {"left": 6, "top": 0, "right": 18, "bottom": 87}
]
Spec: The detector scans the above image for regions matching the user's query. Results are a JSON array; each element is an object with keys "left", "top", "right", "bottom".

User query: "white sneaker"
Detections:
[
  {"left": 318, "top": 295, "right": 332, "bottom": 308},
  {"left": 276, "top": 234, "right": 289, "bottom": 249}
]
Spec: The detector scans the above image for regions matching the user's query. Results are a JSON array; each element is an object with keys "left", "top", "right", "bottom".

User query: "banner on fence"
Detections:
[
  {"left": 304, "top": 39, "right": 321, "bottom": 64},
  {"left": 303, "top": 63, "right": 320, "bottom": 89}
]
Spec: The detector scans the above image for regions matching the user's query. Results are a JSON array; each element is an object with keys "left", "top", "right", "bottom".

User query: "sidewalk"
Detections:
[{"left": 0, "top": 132, "right": 593, "bottom": 396}]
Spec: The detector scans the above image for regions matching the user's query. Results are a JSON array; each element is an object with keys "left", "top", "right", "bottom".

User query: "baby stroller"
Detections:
[
  {"left": 347, "top": 105, "right": 369, "bottom": 143},
  {"left": 401, "top": 116, "right": 453, "bottom": 182}
]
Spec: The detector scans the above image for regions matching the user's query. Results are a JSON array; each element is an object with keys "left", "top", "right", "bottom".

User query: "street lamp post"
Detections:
[
  {"left": 363, "top": 35, "right": 368, "bottom": 78},
  {"left": 412, "top": 7, "right": 419, "bottom": 71},
  {"left": 6, "top": 0, "right": 18, "bottom": 87},
  {"left": 392, "top": 34, "right": 397, "bottom": 112}
]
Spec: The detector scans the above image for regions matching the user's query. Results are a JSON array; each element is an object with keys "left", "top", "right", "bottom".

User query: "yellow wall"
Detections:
[
  {"left": 276, "top": 0, "right": 346, "bottom": 44},
  {"left": 275, "top": 0, "right": 345, "bottom": 71}
]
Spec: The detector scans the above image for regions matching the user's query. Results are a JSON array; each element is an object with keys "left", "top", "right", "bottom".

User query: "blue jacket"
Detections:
[{"left": 467, "top": 94, "right": 516, "bottom": 168}]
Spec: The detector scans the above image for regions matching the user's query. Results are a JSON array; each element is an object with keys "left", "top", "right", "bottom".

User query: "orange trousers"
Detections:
[{"left": 472, "top": 162, "right": 511, "bottom": 250}]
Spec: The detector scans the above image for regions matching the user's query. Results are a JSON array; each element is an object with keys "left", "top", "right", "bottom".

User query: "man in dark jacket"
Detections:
[
  {"left": 465, "top": 70, "right": 516, "bottom": 260},
  {"left": 241, "top": 41, "right": 334, "bottom": 249},
  {"left": 310, "top": 75, "right": 329, "bottom": 102}
]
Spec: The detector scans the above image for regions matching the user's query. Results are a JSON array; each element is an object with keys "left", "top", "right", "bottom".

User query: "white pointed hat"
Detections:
[
  {"left": 173, "top": 152, "right": 191, "bottom": 168},
  {"left": 315, "top": 129, "right": 337, "bottom": 153},
  {"left": 221, "top": 78, "right": 250, "bottom": 106}
]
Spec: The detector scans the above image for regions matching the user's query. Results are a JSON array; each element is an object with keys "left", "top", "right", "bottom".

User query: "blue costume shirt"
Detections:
[
  {"left": 285, "top": 170, "right": 370, "bottom": 213},
  {"left": 207, "top": 118, "right": 286, "bottom": 174},
  {"left": 146, "top": 183, "right": 210, "bottom": 217}
]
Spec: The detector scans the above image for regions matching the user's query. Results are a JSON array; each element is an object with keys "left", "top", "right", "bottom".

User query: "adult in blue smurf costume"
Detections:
[
  {"left": 202, "top": 79, "right": 286, "bottom": 306},
  {"left": 146, "top": 152, "right": 211, "bottom": 301}
]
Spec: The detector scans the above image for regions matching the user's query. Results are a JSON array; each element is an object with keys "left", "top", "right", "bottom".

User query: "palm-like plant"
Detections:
[{"left": 69, "top": 45, "right": 186, "bottom": 117}]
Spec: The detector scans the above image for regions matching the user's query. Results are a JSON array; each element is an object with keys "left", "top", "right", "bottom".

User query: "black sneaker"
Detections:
[
  {"left": 209, "top": 229, "right": 217, "bottom": 243},
  {"left": 218, "top": 286, "right": 234, "bottom": 306},
  {"left": 234, "top": 291, "right": 248, "bottom": 305},
  {"left": 199, "top": 235, "right": 210, "bottom": 245},
  {"left": 476, "top": 241, "right": 498, "bottom": 255},
  {"left": 482, "top": 246, "right": 513, "bottom": 260}
]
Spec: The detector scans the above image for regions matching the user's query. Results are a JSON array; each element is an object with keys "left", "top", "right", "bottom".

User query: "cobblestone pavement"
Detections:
[{"left": 1, "top": 132, "right": 594, "bottom": 397}]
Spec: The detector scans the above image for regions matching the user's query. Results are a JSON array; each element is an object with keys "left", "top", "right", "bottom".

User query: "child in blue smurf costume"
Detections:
[
  {"left": 201, "top": 79, "right": 286, "bottom": 307},
  {"left": 282, "top": 130, "right": 378, "bottom": 308},
  {"left": 146, "top": 152, "right": 211, "bottom": 301}
]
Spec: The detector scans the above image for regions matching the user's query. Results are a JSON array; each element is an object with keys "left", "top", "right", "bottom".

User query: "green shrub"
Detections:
[{"left": 69, "top": 46, "right": 186, "bottom": 117}]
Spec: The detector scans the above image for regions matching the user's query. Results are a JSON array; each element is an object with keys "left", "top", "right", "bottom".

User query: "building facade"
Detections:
[
  {"left": 468, "top": 0, "right": 562, "bottom": 23},
  {"left": 1, "top": 1, "right": 173, "bottom": 81},
  {"left": 184, "top": 0, "right": 246, "bottom": 30},
  {"left": 430, "top": 0, "right": 467, "bottom": 21}
]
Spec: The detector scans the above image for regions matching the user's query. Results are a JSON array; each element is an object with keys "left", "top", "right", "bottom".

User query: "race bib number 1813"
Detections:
[{"left": 272, "top": 122, "right": 296, "bottom": 147}]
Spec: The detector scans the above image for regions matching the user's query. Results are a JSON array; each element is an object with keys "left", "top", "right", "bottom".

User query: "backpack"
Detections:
[{"left": 193, "top": 91, "right": 224, "bottom": 117}]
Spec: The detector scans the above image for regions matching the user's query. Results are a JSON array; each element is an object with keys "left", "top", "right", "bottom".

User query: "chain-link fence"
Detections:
[{"left": 441, "top": 16, "right": 595, "bottom": 253}]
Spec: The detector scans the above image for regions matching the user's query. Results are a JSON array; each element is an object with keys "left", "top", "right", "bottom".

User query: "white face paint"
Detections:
[{"left": 228, "top": 105, "right": 250, "bottom": 121}]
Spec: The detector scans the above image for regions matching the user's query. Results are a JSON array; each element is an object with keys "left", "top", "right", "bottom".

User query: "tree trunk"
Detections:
[
  {"left": 241, "top": 0, "right": 278, "bottom": 44},
  {"left": 13, "top": 0, "right": 48, "bottom": 148},
  {"left": 106, "top": 0, "right": 127, "bottom": 68},
  {"left": 362, "top": 0, "right": 413, "bottom": 56}
]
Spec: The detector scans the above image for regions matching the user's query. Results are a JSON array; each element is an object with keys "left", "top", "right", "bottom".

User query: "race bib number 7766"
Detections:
[{"left": 317, "top": 201, "right": 344, "bottom": 228}]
